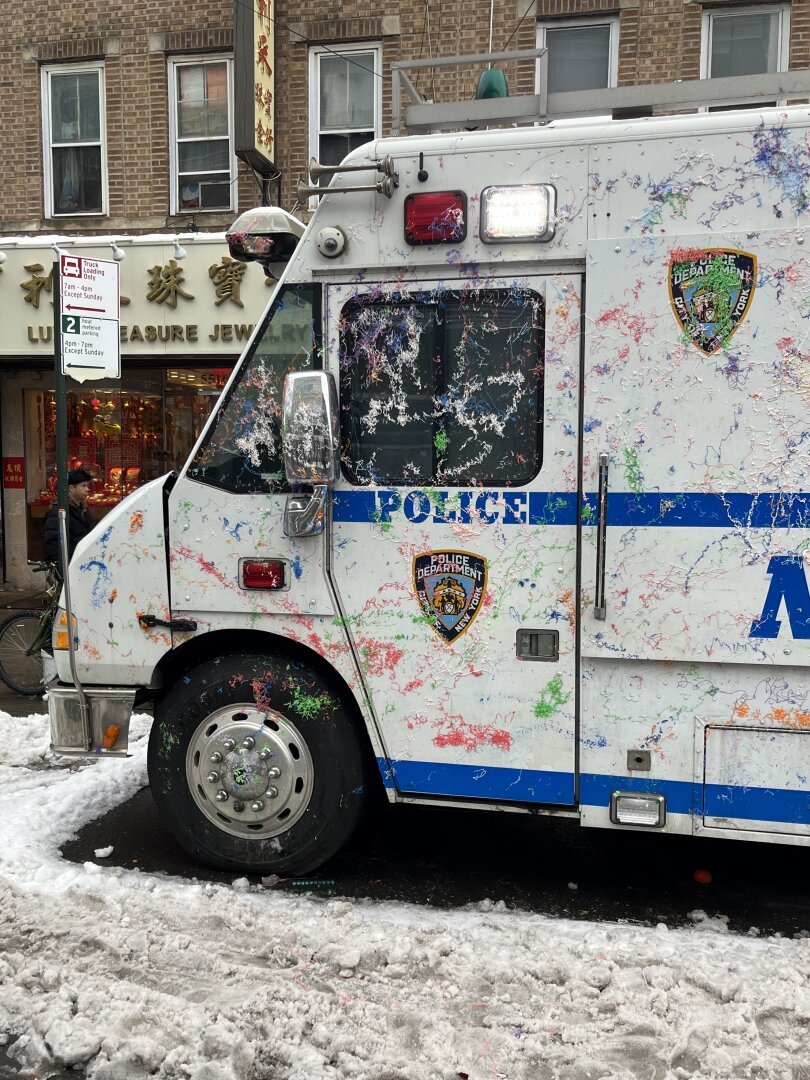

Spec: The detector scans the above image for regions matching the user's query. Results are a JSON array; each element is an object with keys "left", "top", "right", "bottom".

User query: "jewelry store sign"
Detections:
[
  {"left": 0, "top": 240, "right": 268, "bottom": 358},
  {"left": 59, "top": 254, "right": 120, "bottom": 383}
]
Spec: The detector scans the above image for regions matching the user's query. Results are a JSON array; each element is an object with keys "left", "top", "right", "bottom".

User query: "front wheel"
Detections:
[{"left": 148, "top": 653, "right": 369, "bottom": 876}]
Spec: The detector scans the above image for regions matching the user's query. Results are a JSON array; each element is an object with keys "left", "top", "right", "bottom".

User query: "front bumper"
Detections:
[{"left": 49, "top": 683, "right": 137, "bottom": 757}]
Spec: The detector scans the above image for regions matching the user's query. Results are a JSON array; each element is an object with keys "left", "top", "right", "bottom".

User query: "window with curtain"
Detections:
[
  {"left": 42, "top": 65, "right": 105, "bottom": 217},
  {"left": 309, "top": 45, "right": 380, "bottom": 172},
  {"left": 169, "top": 57, "right": 235, "bottom": 214},
  {"left": 536, "top": 18, "right": 619, "bottom": 95}
]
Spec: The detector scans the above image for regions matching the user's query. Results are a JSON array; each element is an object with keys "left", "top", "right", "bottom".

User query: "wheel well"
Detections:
[{"left": 149, "top": 629, "right": 381, "bottom": 787}]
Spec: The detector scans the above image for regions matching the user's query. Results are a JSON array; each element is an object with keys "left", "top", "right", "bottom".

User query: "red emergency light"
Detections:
[
  {"left": 241, "top": 559, "right": 286, "bottom": 590},
  {"left": 404, "top": 191, "right": 467, "bottom": 245}
]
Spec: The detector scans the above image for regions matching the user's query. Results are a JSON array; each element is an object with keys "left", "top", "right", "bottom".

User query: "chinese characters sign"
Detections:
[
  {"left": 234, "top": 0, "right": 275, "bottom": 175},
  {"left": 0, "top": 241, "right": 269, "bottom": 358},
  {"left": 2, "top": 458, "right": 24, "bottom": 489}
]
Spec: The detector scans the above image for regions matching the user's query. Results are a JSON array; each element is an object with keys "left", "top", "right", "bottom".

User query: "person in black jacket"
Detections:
[{"left": 42, "top": 468, "right": 94, "bottom": 568}]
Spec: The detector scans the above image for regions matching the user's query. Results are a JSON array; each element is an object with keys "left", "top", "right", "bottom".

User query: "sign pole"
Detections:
[{"left": 53, "top": 259, "right": 68, "bottom": 518}]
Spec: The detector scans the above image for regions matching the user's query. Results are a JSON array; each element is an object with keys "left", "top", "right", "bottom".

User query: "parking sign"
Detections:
[{"left": 58, "top": 254, "right": 120, "bottom": 382}]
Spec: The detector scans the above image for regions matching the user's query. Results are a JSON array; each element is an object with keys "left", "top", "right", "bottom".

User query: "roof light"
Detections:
[
  {"left": 404, "top": 191, "right": 467, "bottom": 246},
  {"left": 480, "top": 184, "right": 556, "bottom": 243}
]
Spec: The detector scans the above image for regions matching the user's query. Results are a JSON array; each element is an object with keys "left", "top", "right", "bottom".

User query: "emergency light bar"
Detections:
[{"left": 480, "top": 184, "right": 556, "bottom": 243}]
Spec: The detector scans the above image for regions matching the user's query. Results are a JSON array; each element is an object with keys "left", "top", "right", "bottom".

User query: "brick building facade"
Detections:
[{"left": 1, "top": 0, "right": 807, "bottom": 232}]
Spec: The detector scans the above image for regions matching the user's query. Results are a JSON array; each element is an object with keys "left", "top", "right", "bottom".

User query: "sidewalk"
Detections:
[
  {"left": 0, "top": 682, "right": 48, "bottom": 716},
  {"left": 0, "top": 587, "right": 47, "bottom": 611}
]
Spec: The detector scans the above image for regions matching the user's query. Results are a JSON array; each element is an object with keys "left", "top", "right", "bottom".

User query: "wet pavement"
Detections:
[{"left": 60, "top": 783, "right": 809, "bottom": 938}]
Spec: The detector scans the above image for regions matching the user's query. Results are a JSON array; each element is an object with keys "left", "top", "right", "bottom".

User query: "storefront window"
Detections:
[{"left": 24, "top": 366, "right": 231, "bottom": 561}]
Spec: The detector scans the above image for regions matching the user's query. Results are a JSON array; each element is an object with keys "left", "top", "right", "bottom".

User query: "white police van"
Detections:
[{"left": 49, "top": 65, "right": 810, "bottom": 873}]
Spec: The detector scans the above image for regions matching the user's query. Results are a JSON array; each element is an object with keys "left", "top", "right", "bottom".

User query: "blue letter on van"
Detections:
[{"left": 749, "top": 555, "right": 810, "bottom": 639}]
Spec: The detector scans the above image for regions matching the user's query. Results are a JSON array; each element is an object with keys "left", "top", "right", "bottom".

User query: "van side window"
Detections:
[
  {"left": 340, "top": 288, "right": 543, "bottom": 486},
  {"left": 188, "top": 284, "right": 321, "bottom": 492}
]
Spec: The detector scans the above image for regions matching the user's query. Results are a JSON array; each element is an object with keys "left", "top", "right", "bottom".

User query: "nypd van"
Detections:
[{"left": 48, "top": 66, "right": 810, "bottom": 873}]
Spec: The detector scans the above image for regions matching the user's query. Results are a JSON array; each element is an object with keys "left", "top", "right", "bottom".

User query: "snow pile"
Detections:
[{"left": 0, "top": 709, "right": 809, "bottom": 1080}]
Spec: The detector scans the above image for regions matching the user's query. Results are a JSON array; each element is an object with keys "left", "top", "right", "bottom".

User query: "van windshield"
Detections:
[{"left": 187, "top": 284, "right": 321, "bottom": 493}]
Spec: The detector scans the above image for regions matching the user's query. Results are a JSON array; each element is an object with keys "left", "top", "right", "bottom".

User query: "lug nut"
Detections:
[
  {"left": 210, "top": 751, "right": 222, "bottom": 763},
  {"left": 223, "top": 739, "right": 236, "bottom": 752},
  {"left": 250, "top": 800, "right": 264, "bottom": 812},
  {"left": 243, "top": 736, "right": 255, "bottom": 749},
  {"left": 233, "top": 801, "right": 245, "bottom": 813},
  {"left": 267, "top": 767, "right": 281, "bottom": 778},
  {"left": 259, "top": 748, "right": 273, "bottom": 760},
  {"left": 206, "top": 771, "right": 220, "bottom": 783},
  {"left": 266, "top": 786, "right": 279, "bottom": 799},
  {"left": 215, "top": 790, "right": 229, "bottom": 802}
]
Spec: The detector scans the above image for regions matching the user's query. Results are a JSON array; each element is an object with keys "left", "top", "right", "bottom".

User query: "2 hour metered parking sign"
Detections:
[{"left": 59, "top": 254, "right": 120, "bottom": 383}]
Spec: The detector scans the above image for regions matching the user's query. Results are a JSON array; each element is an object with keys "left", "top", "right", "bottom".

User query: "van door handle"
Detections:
[{"left": 594, "top": 451, "right": 609, "bottom": 620}]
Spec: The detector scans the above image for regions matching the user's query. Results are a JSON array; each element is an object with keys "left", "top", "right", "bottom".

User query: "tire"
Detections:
[
  {"left": 147, "top": 652, "right": 369, "bottom": 876},
  {"left": 0, "top": 610, "right": 46, "bottom": 696}
]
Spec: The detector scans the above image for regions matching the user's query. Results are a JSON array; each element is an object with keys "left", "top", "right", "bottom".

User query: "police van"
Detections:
[{"left": 49, "top": 63, "right": 810, "bottom": 873}]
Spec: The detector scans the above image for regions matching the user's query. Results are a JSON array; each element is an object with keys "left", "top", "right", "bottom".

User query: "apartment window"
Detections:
[
  {"left": 42, "top": 64, "right": 106, "bottom": 217},
  {"left": 309, "top": 45, "right": 381, "bottom": 169},
  {"left": 169, "top": 57, "right": 235, "bottom": 214},
  {"left": 536, "top": 17, "right": 619, "bottom": 94},
  {"left": 701, "top": 5, "right": 790, "bottom": 79}
]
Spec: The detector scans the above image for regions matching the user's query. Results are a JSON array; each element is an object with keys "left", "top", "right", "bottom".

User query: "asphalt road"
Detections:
[
  {"left": 2, "top": 690, "right": 806, "bottom": 937},
  {"left": 60, "top": 781, "right": 808, "bottom": 937}
]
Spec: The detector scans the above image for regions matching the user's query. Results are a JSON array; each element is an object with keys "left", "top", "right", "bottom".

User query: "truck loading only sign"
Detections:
[{"left": 58, "top": 254, "right": 120, "bottom": 383}]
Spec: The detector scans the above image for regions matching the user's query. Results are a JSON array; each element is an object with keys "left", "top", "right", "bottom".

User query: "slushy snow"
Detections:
[{"left": 0, "top": 709, "right": 808, "bottom": 1079}]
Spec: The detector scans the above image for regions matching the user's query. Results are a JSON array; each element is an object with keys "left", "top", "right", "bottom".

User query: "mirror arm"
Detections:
[{"left": 283, "top": 486, "right": 328, "bottom": 537}]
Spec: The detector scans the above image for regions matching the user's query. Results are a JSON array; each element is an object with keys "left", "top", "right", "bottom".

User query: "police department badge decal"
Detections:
[
  {"left": 413, "top": 550, "right": 488, "bottom": 644},
  {"left": 668, "top": 248, "right": 757, "bottom": 356}
]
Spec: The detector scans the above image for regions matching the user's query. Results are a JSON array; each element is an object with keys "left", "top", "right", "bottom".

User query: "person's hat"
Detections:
[{"left": 67, "top": 468, "right": 94, "bottom": 486}]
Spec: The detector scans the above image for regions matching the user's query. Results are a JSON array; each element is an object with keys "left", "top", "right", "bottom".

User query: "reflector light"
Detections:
[
  {"left": 610, "top": 791, "right": 666, "bottom": 828},
  {"left": 241, "top": 559, "right": 286, "bottom": 590},
  {"left": 54, "top": 610, "right": 76, "bottom": 651},
  {"left": 102, "top": 725, "right": 121, "bottom": 750},
  {"left": 404, "top": 192, "right": 467, "bottom": 245},
  {"left": 480, "top": 184, "right": 556, "bottom": 243}
]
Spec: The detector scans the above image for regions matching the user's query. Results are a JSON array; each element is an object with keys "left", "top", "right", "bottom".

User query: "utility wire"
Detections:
[
  {"left": 233, "top": 0, "right": 385, "bottom": 81},
  {"left": 500, "top": 0, "right": 537, "bottom": 53}
]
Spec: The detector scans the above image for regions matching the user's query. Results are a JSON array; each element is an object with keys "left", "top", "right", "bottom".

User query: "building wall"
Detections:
[
  {"left": 0, "top": 4, "right": 254, "bottom": 234},
  {"left": 1, "top": 0, "right": 807, "bottom": 230}
]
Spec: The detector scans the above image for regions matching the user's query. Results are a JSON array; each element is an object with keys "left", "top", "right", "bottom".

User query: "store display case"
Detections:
[{"left": 23, "top": 368, "right": 230, "bottom": 561}]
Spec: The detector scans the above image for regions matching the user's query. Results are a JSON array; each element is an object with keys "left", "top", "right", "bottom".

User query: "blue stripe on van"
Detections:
[
  {"left": 703, "top": 783, "right": 810, "bottom": 825},
  {"left": 377, "top": 759, "right": 810, "bottom": 825},
  {"left": 379, "top": 758, "right": 576, "bottom": 804},
  {"left": 587, "top": 491, "right": 810, "bottom": 529},
  {"left": 333, "top": 489, "right": 810, "bottom": 528}
]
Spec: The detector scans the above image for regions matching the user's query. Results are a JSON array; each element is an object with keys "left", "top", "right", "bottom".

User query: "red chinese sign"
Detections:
[{"left": 3, "top": 458, "right": 25, "bottom": 488}]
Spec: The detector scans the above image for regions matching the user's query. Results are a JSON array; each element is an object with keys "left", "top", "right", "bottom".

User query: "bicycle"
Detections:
[{"left": 0, "top": 563, "right": 61, "bottom": 697}]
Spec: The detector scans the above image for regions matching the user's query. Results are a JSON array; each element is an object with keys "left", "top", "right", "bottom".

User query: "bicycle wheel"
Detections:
[{"left": 0, "top": 610, "right": 46, "bottom": 696}]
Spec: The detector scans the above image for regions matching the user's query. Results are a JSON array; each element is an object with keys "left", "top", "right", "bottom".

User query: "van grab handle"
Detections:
[
  {"left": 139, "top": 614, "right": 198, "bottom": 633},
  {"left": 594, "top": 452, "right": 609, "bottom": 621}
]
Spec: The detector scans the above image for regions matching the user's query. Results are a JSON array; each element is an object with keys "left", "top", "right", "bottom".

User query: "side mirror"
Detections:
[{"left": 281, "top": 371, "right": 340, "bottom": 485}]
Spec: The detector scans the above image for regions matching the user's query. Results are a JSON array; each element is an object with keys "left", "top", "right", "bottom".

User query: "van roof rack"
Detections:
[{"left": 391, "top": 49, "right": 810, "bottom": 136}]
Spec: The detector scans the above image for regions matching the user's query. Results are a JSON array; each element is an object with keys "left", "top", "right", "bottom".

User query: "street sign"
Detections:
[{"left": 58, "top": 254, "right": 120, "bottom": 382}]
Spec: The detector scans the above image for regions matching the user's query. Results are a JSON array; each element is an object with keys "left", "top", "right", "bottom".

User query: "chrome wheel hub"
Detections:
[{"left": 186, "top": 704, "right": 314, "bottom": 840}]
